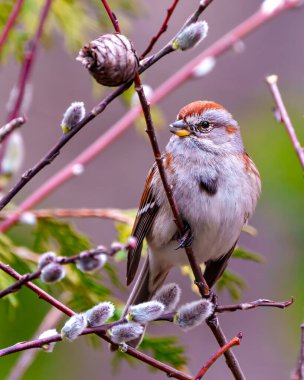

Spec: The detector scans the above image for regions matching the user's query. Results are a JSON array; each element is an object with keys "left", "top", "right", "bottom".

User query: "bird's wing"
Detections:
[
  {"left": 127, "top": 163, "right": 159, "bottom": 285},
  {"left": 203, "top": 241, "right": 238, "bottom": 288}
]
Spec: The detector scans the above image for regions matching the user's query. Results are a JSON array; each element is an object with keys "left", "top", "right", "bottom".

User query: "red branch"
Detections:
[
  {"left": 194, "top": 333, "right": 242, "bottom": 379},
  {"left": 100, "top": 0, "right": 121, "bottom": 33},
  {"left": 140, "top": 0, "right": 179, "bottom": 59},
  {"left": 266, "top": 75, "right": 304, "bottom": 170},
  {"left": 6, "top": 0, "right": 53, "bottom": 122},
  {"left": 0, "top": 0, "right": 25, "bottom": 54}
]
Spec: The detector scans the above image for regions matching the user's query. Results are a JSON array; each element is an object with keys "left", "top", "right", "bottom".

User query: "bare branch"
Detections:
[
  {"left": 266, "top": 74, "right": 304, "bottom": 170},
  {"left": 0, "top": 0, "right": 25, "bottom": 54},
  {"left": 0, "top": 116, "right": 26, "bottom": 143},
  {"left": 207, "top": 315, "right": 245, "bottom": 379},
  {"left": 0, "top": 208, "right": 132, "bottom": 224},
  {"left": 291, "top": 324, "right": 304, "bottom": 380},
  {"left": 139, "top": 0, "right": 180, "bottom": 59},
  {"left": 194, "top": 333, "right": 242, "bottom": 379},
  {"left": 216, "top": 297, "right": 294, "bottom": 313}
]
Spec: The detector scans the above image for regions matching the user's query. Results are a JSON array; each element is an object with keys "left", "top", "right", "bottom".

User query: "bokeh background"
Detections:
[{"left": 1, "top": 0, "right": 304, "bottom": 379}]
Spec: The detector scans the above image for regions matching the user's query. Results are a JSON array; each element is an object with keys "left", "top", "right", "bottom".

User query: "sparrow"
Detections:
[{"left": 124, "top": 100, "right": 261, "bottom": 343}]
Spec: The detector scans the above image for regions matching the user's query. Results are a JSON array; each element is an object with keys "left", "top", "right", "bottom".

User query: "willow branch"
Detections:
[
  {"left": 0, "top": 243, "right": 127, "bottom": 299},
  {"left": 206, "top": 315, "right": 245, "bottom": 380},
  {"left": 0, "top": 116, "right": 26, "bottom": 143},
  {"left": 0, "top": 0, "right": 25, "bottom": 54},
  {"left": 292, "top": 324, "right": 304, "bottom": 380},
  {"left": 0, "top": 0, "right": 298, "bottom": 232},
  {"left": 216, "top": 297, "right": 294, "bottom": 313},
  {"left": 194, "top": 333, "right": 242, "bottom": 379},
  {"left": 139, "top": 0, "right": 179, "bottom": 59},
  {"left": 5, "top": 0, "right": 53, "bottom": 122},
  {"left": 265, "top": 74, "right": 304, "bottom": 170},
  {"left": 0, "top": 208, "right": 132, "bottom": 224}
]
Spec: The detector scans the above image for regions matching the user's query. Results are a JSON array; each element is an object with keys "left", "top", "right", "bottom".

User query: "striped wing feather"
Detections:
[{"left": 127, "top": 164, "right": 159, "bottom": 285}]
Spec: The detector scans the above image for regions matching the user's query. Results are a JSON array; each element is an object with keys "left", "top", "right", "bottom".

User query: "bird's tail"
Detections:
[{"left": 121, "top": 255, "right": 169, "bottom": 348}]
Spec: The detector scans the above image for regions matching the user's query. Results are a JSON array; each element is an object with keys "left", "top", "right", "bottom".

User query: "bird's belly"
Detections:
[{"left": 149, "top": 181, "right": 246, "bottom": 269}]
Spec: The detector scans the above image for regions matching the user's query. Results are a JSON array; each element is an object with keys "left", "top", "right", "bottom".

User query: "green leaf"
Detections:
[
  {"left": 216, "top": 270, "right": 246, "bottom": 300},
  {"left": 141, "top": 335, "right": 187, "bottom": 370},
  {"left": 233, "top": 247, "right": 264, "bottom": 263},
  {"left": 32, "top": 217, "right": 91, "bottom": 255}
]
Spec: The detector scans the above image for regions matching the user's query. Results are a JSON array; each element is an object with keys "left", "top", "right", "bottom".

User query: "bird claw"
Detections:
[{"left": 175, "top": 223, "right": 193, "bottom": 249}]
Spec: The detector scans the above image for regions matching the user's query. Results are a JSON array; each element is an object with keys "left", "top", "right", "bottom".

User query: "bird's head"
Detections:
[{"left": 169, "top": 100, "right": 243, "bottom": 153}]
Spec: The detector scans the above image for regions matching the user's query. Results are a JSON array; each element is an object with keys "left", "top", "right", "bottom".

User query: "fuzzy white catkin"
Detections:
[
  {"left": 40, "top": 263, "right": 65, "bottom": 283},
  {"left": 174, "top": 21, "right": 208, "bottom": 51},
  {"left": 128, "top": 301, "right": 164, "bottom": 323},
  {"left": 153, "top": 283, "right": 181, "bottom": 312},
  {"left": 38, "top": 329, "right": 58, "bottom": 353},
  {"left": 61, "top": 102, "right": 85, "bottom": 133},
  {"left": 61, "top": 314, "right": 87, "bottom": 341},
  {"left": 109, "top": 322, "right": 144, "bottom": 344},
  {"left": 38, "top": 251, "right": 57, "bottom": 270},
  {"left": 1, "top": 131, "right": 24, "bottom": 176},
  {"left": 76, "top": 253, "right": 107, "bottom": 273},
  {"left": 85, "top": 302, "right": 115, "bottom": 327},
  {"left": 175, "top": 299, "right": 214, "bottom": 330}
]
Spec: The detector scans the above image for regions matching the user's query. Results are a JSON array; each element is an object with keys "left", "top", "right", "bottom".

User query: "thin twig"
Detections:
[
  {"left": 216, "top": 297, "right": 294, "bottom": 313},
  {"left": 194, "top": 333, "right": 242, "bottom": 379},
  {"left": 100, "top": 0, "right": 121, "bottom": 33},
  {"left": 0, "top": 116, "right": 26, "bottom": 143},
  {"left": 0, "top": 243, "right": 128, "bottom": 299},
  {"left": 7, "top": 306, "right": 64, "bottom": 380},
  {"left": 6, "top": 0, "right": 53, "bottom": 122},
  {"left": 0, "top": 0, "right": 53, "bottom": 175},
  {"left": 265, "top": 74, "right": 304, "bottom": 170},
  {"left": 291, "top": 324, "right": 304, "bottom": 380},
  {"left": 0, "top": 0, "right": 25, "bottom": 54},
  {"left": 0, "top": 208, "right": 132, "bottom": 224},
  {"left": 206, "top": 315, "right": 245, "bottom": 380},
  {"left": 139, "top": 0, "right": 179, "bottom": 59},
  {"left": 0, "top": 0, "right": 298, "bottom": 232}
]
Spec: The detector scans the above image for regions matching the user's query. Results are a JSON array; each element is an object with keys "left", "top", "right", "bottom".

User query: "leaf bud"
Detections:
[
  {"left": 76, "top": 34, "right": 138, "bottom": 87},
  {"left": 125, "top": 236, "right": 138, "bottom": 250},
  {"left": 61, "top": 314, "right": 87, "bottom": 341},
  {"left": 76, "top": 252, "right": 107, "bottom": 273},
  {"left": 41, "top": 262, "right": 65, "bottom": 283},
  {"left": 38, "top": 251, "right": 57, "bottom": 270},
  {"left": 61, "top": 101, "right": 85, "bottom": 133},
  {"left": 85, "top": 302, "right": 115, "bottom": 327},
  {"left": 173, "top": 21, "right": 208, "bottom": 51},
  {"left": 174, "top": 299, "right": 214, "bottom": 330},
  {"left": 153, "top": 283, "right": 181, "bottom": 312},
  {"left": 38, "top": 329, "right": 58, "bottom": 352},
  {"left": 127, "top": 301, "right": 164, "bottom": 323},
  {"left": 108, "top": 322, "right": 144, "bottom": 344}
]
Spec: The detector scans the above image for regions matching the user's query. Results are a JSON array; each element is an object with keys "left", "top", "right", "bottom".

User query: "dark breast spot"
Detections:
[{"left": 198, "top": 176, "right": 218, "bottom": 195}]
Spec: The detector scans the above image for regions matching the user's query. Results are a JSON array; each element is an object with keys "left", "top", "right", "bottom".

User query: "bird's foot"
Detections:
[{"left": 175, "top": 222, "right": 193, "bottom": 249}]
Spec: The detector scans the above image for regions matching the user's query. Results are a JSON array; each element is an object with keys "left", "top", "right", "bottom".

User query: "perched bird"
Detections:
[{"left": 124, "top": 100, "right": 261, "bottom": 344}]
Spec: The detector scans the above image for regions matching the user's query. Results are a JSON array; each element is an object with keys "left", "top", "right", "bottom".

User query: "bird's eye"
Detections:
[
  {"left": 197, "top": 120, "right": 211, "bottom": 131},
  {"left": 200, "top": 120, "right": 209, "bottom": 128}
]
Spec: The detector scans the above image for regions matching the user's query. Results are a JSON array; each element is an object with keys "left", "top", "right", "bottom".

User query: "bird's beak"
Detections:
[{"left": 169, "top": 120, "right": 191, "bottom": 137}]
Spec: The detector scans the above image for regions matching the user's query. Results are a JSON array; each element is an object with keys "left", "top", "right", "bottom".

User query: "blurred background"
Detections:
[{"left": 0, "top": 0, "right": 304, "bottom": 379}]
